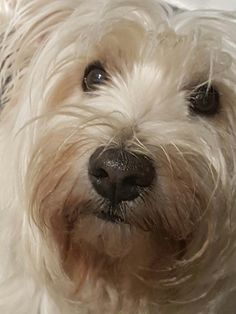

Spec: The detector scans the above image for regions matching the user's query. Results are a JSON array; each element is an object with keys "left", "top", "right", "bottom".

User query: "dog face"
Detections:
[{"left": 1, "top": 0, "right": 236, "bottom": 310}]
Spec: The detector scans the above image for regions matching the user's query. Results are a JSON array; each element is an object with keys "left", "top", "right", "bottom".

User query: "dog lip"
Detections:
[{"left": 95, "top": 210, "right": 125, "bottom": 224}]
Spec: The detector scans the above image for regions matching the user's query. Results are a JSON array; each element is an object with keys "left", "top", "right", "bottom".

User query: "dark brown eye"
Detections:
[
  {"left": 82, "top": 61, "right": 108, "bottom": 92},
  {"left": 188, "top": 84, "right": 220, "bottom": 116}
]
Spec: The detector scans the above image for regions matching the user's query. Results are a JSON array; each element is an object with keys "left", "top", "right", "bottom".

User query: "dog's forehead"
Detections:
[
  {"left": 57, "top": 3, "right": 229, "bottom": 77},
  {"left": 4, "top": 0, "right": 232, "bottom": 82},
  {"left": 83, "top": 28, "right": 221, "bottom": 90}
]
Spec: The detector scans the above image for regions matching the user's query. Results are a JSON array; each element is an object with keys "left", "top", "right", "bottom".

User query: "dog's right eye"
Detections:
[
  {"left": 82, "top": 62, "right": 108, "bottom": 92},
  {"left": 188, "top": 84, "right": 220, "bottom": 116}
]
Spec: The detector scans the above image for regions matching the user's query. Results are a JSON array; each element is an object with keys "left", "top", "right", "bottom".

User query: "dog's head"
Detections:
[{"left": 2, "top": 0, "right": 236, "bottom": 310}]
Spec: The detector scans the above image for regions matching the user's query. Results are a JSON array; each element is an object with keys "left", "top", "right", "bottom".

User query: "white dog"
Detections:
[{"left": 1, "top": 0, "right": 236, "bottom": 313}]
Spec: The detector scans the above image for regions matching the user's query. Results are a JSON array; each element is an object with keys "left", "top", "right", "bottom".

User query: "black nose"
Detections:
[{"left": 88, "top": 147, "right": 155, "bottom": 205}]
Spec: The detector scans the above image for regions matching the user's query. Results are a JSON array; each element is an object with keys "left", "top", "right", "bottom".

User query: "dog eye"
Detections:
[
  {"left": 188, "top": 84, "right": 220, "bottom": 116},
  {"left": 82, "top": 62, "right": 108, "bottom": 92}
]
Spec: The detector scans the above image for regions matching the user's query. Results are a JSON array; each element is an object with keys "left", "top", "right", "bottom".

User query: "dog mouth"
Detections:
[
  {"left": 95, "top": 209, "right": 125, "bottom": 224},
  {"left": 77, "top": 200, "right": 128, "bottom": 224}
]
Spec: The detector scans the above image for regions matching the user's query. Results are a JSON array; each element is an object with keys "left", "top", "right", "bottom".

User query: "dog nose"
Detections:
[{"left": 88, "top": 147, "right": 155, "bottom": 205}]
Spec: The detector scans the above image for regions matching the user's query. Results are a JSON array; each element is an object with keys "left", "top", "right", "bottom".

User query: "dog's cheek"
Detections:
[
  {"left": 153, "top": 148, "right": 221, "bottom": 241},
  {"left": 26, "top": 134, "right": 90, "bottom": 247}
]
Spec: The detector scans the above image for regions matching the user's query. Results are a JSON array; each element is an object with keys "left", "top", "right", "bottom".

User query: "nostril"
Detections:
[
  {"left": 123, "top": 174, "right": 154, "bottom": 188},
  {"left": 90, "top": 168, "right": 108, "bottom": 179},
  {"left": 123, "top": 176, "right": 138, "bottom": 186},
  {"left": 123, "top": 175, "right": 143, "bottom": 187}
]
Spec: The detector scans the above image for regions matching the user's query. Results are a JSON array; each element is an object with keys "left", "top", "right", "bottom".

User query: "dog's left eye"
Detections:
[
  {"left": 188, "top": 84, "right": 220, "bottom": 116},
  {"left": 82, "top": 62, "right": 108, "bottom": 92}
]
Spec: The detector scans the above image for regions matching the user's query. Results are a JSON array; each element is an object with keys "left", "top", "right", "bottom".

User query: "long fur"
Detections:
[{"left": 1, "top": 0, "right": 236, "bottom": 313}]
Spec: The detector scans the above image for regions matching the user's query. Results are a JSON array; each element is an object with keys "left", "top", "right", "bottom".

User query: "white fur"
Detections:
[{"left": 1, "top": 0, "right": 236, "bottom": 313}]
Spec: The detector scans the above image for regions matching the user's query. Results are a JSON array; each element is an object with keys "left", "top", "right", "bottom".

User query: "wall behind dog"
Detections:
[{"left": 165, "top": 0, "right": 236, "bottom": 10}]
